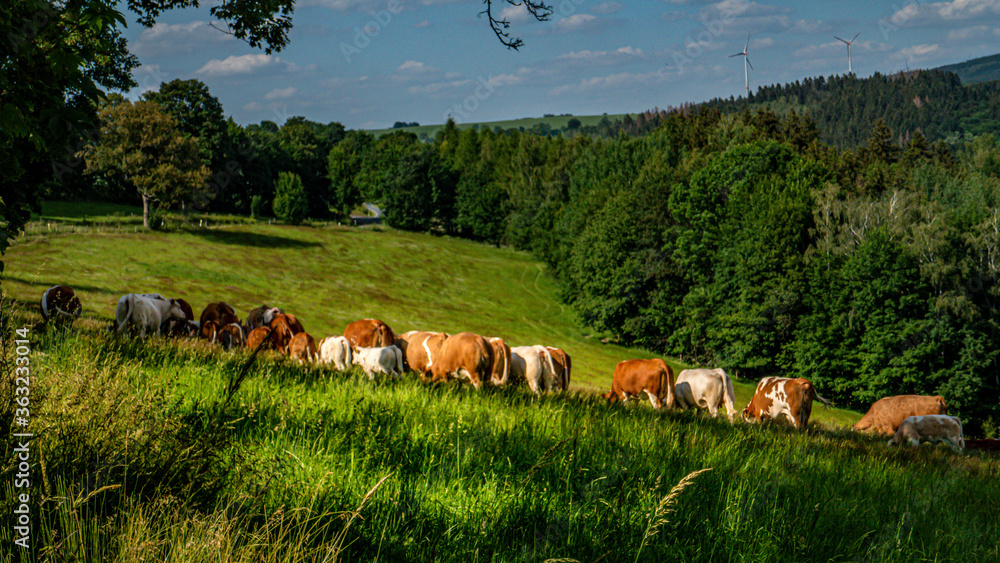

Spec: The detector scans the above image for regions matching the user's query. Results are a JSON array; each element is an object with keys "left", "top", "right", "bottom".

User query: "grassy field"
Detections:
[
  {"left": 366, "top": 114, "right": 630, "bottom": 139},
  {"left": 2, "top": 206, "right": 999, "bottom": 560}
]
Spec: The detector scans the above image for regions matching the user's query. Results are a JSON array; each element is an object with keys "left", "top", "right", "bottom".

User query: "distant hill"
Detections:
[
  {"left": 366, "top": 113, "right": 630, "bottom": 139},
  {"left": 936, "top": 53, "right": 1000, "bottom": 85}
]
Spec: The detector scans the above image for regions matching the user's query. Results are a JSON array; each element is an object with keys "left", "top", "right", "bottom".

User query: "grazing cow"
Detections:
[
  {"left": 200, "top": 320, "right": 220, "bottom": 343},
  {"left": 268, "top": 314, "right": 295, "bottom": 353},
  {"left": 40, "top": 285, "right": 82, "bottom": 327},
  {"left": 488, "top": 337, "right": 512, "bottom": 386},
  {"left": 283, "top": 313, "right": 305, "bottom": 335},
  {"left": 218, "top": 323, "right": 246, "bottom": 350},
  {"left": 344, "top": 318, "right": 396, "bottom": 350},
  {"left": 431, "top": 332, "right": 494, "bottom": 389},
  {"left": 853, "top": 395, "right": 948, "bottom": 437},
  {"left": 115, "top": 293, "right": 187, "bottom": 338},
  {"left": 545, "top": 346, "right": 571, "bottom": 391},
  {"left": 200, "top": 302, "right": 239, "bottom": 329},
  {"left": 603, "top": 359, "right": 675, "bottom": 409},
  {"left": 510, "top": 345, "right": 557, "bottom": 394},
  {"left": 742, "top": 377, "right": 831, "bottom": 430},
  {"left": 397, "top": 331, "right": 449, "bottom": 380},
  {"left": 183, "top": 321, "right": 201, "bottom": 337},
  {"left": 288, "top": 332, "right": 318, "bottom": 364},
  {"left": 318, "top": 335, "right": 353, "bottom": 371},
  {"left": 246, "top": 305, "right": 281, "bottom": 330},
  {"left": 888, "top": 415, "right": 964, "bottom": 452},
  {"left": 246, "top": 327, "right": 273, "bottom": 351},
  {"left": 675, "top": 368, "right": 738, "bottom": 420},
  {"left": 353, "top": 345, "right": 405, "bottom": 379},
  {"left": 165, "top": 297, "right": 196, "bottom": 336}
]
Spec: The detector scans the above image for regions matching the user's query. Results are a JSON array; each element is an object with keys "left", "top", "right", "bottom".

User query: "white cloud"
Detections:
[
  {"left": 901, "top": 43, "right": 941, "bottom": 60},
  {"left": 552, "top": 14, "right": 599, "bottom": 32},
  {"left": 133, "top": 20, "right": 234, "bottom": 56},
  {"left": 397, "top": 60, "right": 436, "bottom": 73},
  {"left": 264, "top": 87, "right": 298, "bottom": 100},
  {"left": 197, "top": 54, "right": 280, "bottom": 76},
  {"left": 556, "top": 46, "right": 646, "bottom": 66},
  {"left": 499, "top": 4, "right": 532, "bottom": 23},
  {"left": 593, "top": 2, "right": 624, "bottom": 14}
]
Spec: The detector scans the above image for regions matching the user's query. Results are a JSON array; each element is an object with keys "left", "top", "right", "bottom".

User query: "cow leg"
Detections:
[{"left": 646, "top": 390, "right": 662, "bottom": 409}]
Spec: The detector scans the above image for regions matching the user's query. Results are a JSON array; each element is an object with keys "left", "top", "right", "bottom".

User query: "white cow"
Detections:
[
  {"left": 888, "top": 414, "right": 965, "bottom": 452},
  {"left": 318, "top": 335, "right": 353, "bottom": 371},
  {"left": 510, "top": 345, "right": 557, "bottom": 395},
  {"left": 353, "top": 345, "right": 405, "bottom": 379},
  {"left": 115, "top": 293, "right": 187, "bottom": 338},
  {"left": 675, "top": 368, "right": 738, "bottom": 421}
]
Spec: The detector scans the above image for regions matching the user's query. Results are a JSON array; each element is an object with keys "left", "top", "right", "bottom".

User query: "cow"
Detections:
[
  {"left": 40, "top": 285, "right": 82, "bottom": 327},
  {"left": 545, "top": 346, "right": 571, "bottom": 391},
  {"left": 246, "top": 327, "right": 273, "bottom": 352},
  {"left": 510, "top": 345, "right": 560, "bottom": 394},
  {"left": 353, "top": 345, "right": 405, "bottom": 379},
  {"left": 165, "top": 297, "right": 196, "bottom": 336},
  {"left": 200, "top": 302, "right": 239, "bottom": 329},
  {"left": 218, "top": 323, "right": 246, "bottom": 350},
  {"left": 888, "top": 415, "right": 964, "bottom": 452},
  {"left": 675, "top": 368, "right": 738, "bottom": 420},
  {"left": 853, "top": 395, "right": 948, "bottom": 437},
  {"left": 488, "top": 337, "right": 512, "bottom": 386},
  {"left": 318, "top": 335, "right": 353, "bottom": 371},
  {"left": 603, "top": 358, "right": 675, "bottom": 409},
  {"left": 398, "top": 331, "right": 449, "bottom": 380},
  {"left": 115, "top": 293, "right": 187, "bottom": 338},
  {"left": 430, "top": 332, "right": 494, "bottom": 389},
  {"left": 246, "top": 305, "right": 281, "bottom": 330},
  {"left": 268, "top": 314, "right": 296, "bottom": 353},
  {"left": 288, "top": 332, "right": 318, "bottom": 364},
  {"left": 742, "top": 377, "right": 831, "bottom": 430},
  {"left": 344, "top": 318, "right": 396, "bottom": 350},
  {"left": 200, "top": 320, "right": 220, "bottom": 343}
]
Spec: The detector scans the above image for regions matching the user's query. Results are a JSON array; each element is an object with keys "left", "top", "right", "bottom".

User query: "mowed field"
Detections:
[{"left": 3, "top": 204, "right": 999, "bottom": 561}]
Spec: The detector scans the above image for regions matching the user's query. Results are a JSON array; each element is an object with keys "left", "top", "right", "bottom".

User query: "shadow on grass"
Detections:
[{"left": 188, "top": 228, "right": 323, "bottom": 249}]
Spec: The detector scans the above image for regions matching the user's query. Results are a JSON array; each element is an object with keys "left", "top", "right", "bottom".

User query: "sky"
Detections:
[{"left": 120, "top": 0, "right": 1000, "bottom": 130}]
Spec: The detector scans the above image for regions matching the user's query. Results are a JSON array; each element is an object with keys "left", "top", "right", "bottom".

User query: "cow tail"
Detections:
[
  {"left": 40, "top": 287, "right": 51, "bottom": 322},
  {"left": 395, "top": 346, "right": 404, "bottom": 376},
  {"left": 813, "top": 386, "right": 832, "bottom": 408},
  {"left": 117, "top": 295, "right": 134, "bottom": 333},
  {"left": 661, "top": 361, "right": 675, "bottom": 409},
  {"left": 542, "top": 347, "right": 557, "bottom": 391},
  {"left": 500, "top": 346, "right": 509, "bottom": 386},
  {"left": 722, "top": 372, "right": 737, "bottom": 418}
]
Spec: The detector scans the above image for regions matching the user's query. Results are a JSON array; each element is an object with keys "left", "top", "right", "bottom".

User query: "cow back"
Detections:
[
  {"left": 433, "top": 332, "right": 493, "bottom": 389},
  {"left": 854, "top": 395, "right": 948, "bottom": 436},
  {"left": 489, "top": 337, "right": 512, "bottom": 386},
  {"left": 344, "top": 318, "right": 396, "bottom": 349},
  {"left": 246, "top": 327, "right": 273, "bottom": 351},
  {"left": 41, "top": 285, "right": 83, "bottom": 323},
  {"left": 200, "top": 302, "right": 239, "bottom": 328}
]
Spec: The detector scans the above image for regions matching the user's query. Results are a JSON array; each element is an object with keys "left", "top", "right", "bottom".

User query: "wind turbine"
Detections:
[
  {"left": 729, "top": 34, "right": 752, "bottom": 93},
  {"left": 834, "top": 33, "right": 860, "bottom": 73}
]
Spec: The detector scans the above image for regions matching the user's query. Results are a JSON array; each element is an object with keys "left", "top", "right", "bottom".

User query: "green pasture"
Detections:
[
  {"left": 366, "top": 113, "right": 630, "bottom": 138},
  {"left": 4, "top": 204, "right": 859, "bottom": 426}
]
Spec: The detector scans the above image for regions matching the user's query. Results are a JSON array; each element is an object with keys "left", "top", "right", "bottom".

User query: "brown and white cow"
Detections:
[
  {"left": 398, "top": 331, "right": 449, "bottom": 380},
  {"left": 218, "top": 323, "right": 246, "bottom": 350},
  {"left": 742, "top": 377, "right": 831, "bottom": 430},
  {"left": 853, "top": 395, "right": 948, "bottom": 437},
  {"left": 510, "top": 345, "right": 557, "bottom": 394},
  {"left": 200, "top": 320, "right": 220, "bottom": 343},
  {"left": 246, "top": 304, "right": 281, "bottom": 331},
  {"left": 488, "top": 337, "right": 512, "bottom": 386},
  {"left": 268, "top": 314, "right": 296, "bottom": 353},
  {"left": 430, "top": 332, "right": 494, "bottom": 389},
  {"left": 353, "top": 345, "right": 405, "bottom": 379},
  {"left": 40, "top": 285, "right": 82, "bottom": 327},
  {"left": 675, "top": 368, "right": 738, "bottom": 421},
  {"left": 545, "top": 347, "right": 571, "bottom": 391},
  {"left": 318, "top": 335, "right": 352, "bottom": 371},
  {"left": 200, "top": 302, "right": 240, "bottom": 329},
  {"left": 288, "top": 332, "right": 318, "bottom": 364},
  {"left": 888, "top": 414, "right": 964, "bottom": 452},
  {"left": 246, "top": 327, "right": 273, "bottom": 352},
  {"left": 603, "top": 358, "right": 675, "bottom": 409},
  {"left": 344, "top": 318, "right": 396, "bottom": 350},
  {"left": 115, "top": 293, "right": 187, "bottom": 338}
]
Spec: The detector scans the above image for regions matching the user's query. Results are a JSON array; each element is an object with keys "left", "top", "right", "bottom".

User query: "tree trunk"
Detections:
[{"left": 142, "top": 194, "right": 150, "bottom": 229}]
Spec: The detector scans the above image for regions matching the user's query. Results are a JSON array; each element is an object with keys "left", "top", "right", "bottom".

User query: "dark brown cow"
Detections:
[
  {"left": 283, "top": 313, "right": 305, "bottom": 335},
  {"left": 175, "top": 298, "right": 195, "bottom": 323},
  {"left": 603, "top": 359, "right": 675, "bottom": 409},
  {"left": 546, "top": 346, "right": 571, "bottom": 391},
  {"left": 218, "top": 323, "right": 245, "bottom": 350},
  {"left": 200, "top": 302, "right": 239, "bottom": 329},
  {"left": 40, "top": 285, "right": 82, "bottom": 327},
  {"left": 488, "top": 337, "right": 512, "bottom": 386},
  {"left": 430, "top": 332, "right": 494, "bottom": 389},
  {"left": 246, "top": 327, "right": 273, "bottom": 351},
  {"left": 344, "top": 318, "right": 396, "bottom": 350},
  {"left": 268, "top": 314, "right": 295, "bottom": 353},
  {"left": 246, "top": 304, "right": 281, "bottom": 330},
  {"left": 742, "top": 377, "right": 831, "bottom": 430},
  {"left": 853, "top": 395, "right": 948, "bottom": 436},
  {"left": 166, "top": 297, "right": 196, "bottom": 336},
  {"left": 288, "top": 332, "right": 318, "bottom": 363}
]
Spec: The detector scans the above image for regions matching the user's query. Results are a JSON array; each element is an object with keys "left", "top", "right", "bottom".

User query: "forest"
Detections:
[{"left": 23, "top": 69, "right": 1000, "bottom": 432}]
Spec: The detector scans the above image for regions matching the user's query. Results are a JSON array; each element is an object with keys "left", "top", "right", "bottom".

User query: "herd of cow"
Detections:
[{"left": 39, "top": 285, "right": 998, "bottom": 453}]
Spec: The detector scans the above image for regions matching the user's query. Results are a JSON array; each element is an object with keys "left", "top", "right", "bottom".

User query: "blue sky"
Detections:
[{"left": 121, "top": 0, "right": 1000, "bottom": 129}]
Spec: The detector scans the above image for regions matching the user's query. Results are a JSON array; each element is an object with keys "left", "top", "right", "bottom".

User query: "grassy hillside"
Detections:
[{"left": 366, "top": 114, "right": 629, "bottom": 139}]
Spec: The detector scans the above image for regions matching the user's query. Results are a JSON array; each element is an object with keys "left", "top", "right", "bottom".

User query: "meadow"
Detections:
[{"left": 1, "top": 207, "right": 997, "bottom": 561}]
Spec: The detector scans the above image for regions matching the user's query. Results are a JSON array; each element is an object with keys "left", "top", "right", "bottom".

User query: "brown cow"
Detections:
[
  {"left": 200, "top": 302, "right": 239, "bottom": 328},
  {"left": 344, "top": 318, "right": 396, "bottom": 350},
  {"left": 545, "top": 346, "right": 571, "bottom": 391},
  {"left": 604, "top": 359, "right": 675, "bottom": 409},
  {"left": 246, "top": 304, "right": 282, "bottom": 330},
  {"left": 165, "top": 297, "right": 196, "bottom": 336},
  {"left": 853, "top": 395, "right": 948, "bottom": 436},
  {"left": 218, "top": 323, "right": 245, "bottom": 350},
  {"left": 200, "top": 320, "right": 220, "bottom": 343},
  {"left": 403, "top": 331, "right": 449, "bottom": 381},
  {"left": 742, "top": 377, "right": 831, "bottom": 430},
  {"left": 430, "top": 332, "right": 494, "bottom": 389},
  {"left": 488, "top": 337, "right": 512, "bottom": 386},
  {"left": 246, "top": 327, "right": 273, "bottom": 351},
  {"left": 268, "top": 314, "right": 295, "bottom": 353},
  {"left": 288, "top": 332, "right": 318, "bottom": 363},
  {"left": 40, "top": 285, "right": 82, "bottom": 327}
]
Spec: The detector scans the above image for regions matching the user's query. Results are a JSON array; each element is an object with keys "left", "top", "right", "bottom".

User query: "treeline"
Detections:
[{"left": 701, "top": 70, "right": 1000, "bottom": 148}]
